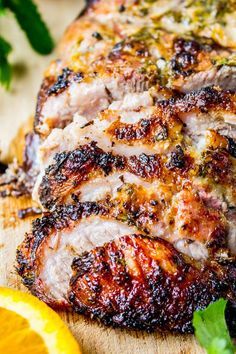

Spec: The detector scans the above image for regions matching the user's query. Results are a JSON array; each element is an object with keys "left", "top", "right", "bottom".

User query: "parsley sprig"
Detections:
[
  {"left": 0, "top": 0, "right": 54, "bottom": 89},
  {"left": 193, "top": 299, "right": 236, "bottom": 354}
]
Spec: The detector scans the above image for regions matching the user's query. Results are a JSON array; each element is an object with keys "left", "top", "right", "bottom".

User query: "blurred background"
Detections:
[{"left": 0, "top": 0, "right": 84, "bottom": 163}]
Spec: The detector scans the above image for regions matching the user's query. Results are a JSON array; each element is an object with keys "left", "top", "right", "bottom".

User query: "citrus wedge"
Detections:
[{"left": 0, "top": 287, "right": 81, "bottom": 354}]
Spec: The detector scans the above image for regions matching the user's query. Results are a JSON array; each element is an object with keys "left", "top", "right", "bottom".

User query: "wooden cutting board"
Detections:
[{"left": 0, "top": 1, "right": 205, "bottom": 353}]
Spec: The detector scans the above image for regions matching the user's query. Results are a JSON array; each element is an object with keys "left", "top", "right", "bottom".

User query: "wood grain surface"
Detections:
[{"left": 0, "top": 1, "right": 205, "bottom": 353}]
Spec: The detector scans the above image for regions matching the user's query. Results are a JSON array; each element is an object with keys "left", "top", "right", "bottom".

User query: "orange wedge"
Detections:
[{"left": 0, "top": 287, "right": 81, "bottom": 354}]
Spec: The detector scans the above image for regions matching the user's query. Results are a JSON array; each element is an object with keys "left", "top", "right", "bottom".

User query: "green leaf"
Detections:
[
  {"left": 0, "top": 57, "right": 11, "bottom": 89},
  {"left": 3, "top": 0, "right": 54, "bottom": 55},
  {"left": 0, "top": 36, "right": 12, "bottom": 56},
  {"left": 0, "top": 36, "right": 12, "bottom": 89},
  {"left": 193, "top": 299, "right": 235, "bottom": 354},
  {"left": 0, "top": 0, "right": 6, "bottom": 16},
  {"left": 207, "top": 338, "right": 234, "bottom": 354}
]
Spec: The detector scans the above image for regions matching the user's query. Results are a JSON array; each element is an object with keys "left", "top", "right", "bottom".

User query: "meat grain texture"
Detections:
[{"left": 16, "top": 0, "right": 236, "bottom": 334}]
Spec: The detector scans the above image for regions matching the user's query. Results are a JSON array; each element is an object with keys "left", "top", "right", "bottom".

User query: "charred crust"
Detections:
[
  {"left": 51, "top": 142, "right": 125, "bottom": 174},
  {"left": 127, "top": 154, "right": 162, "bottom": 179},
  {"left": 167, "top": 145, "right": 185, "bottom": 169},
  {"left": 108, "top": 39, "right": 150, "bottom": 61},
  {"left": 108, "top": 41, "right": 125, "bottom": 59},
  {"left": 39, "top": 143, "right": 163, "bottom": 209},
  {"left": 226, "top": 137, "right": 236, "bottom": 158},
  {"left": 47, "top": 68, "right": 72, "bottom": 95},
  {"left": 108, "top": 117, "right": 170, "bottom": 143},
  {"left": 0, "top": 162, "right": 7, "bottom": 174},
  {"left": 170, "top": 38, "right": 201, "bottom": 78},
  {"left": 18, "top": 0, "right": 236, "bottom": 329},
  {"left": 39, "top": 143, "right": 125, "bottom": 209},
  {"left": 18, "top": 207, "right": 42, "bottom": 220},
  {"left": 161, "top": 87, "right": 236, "bottom": 115},
  {"left": 35, "top": 68, "right": 84, "bottom": 132},
  {"left": 200, "top": 148, "right": 233, "bottom": 183},
  {"left": 112, "top": 118, "right": 152, "bottom": 141},
  {"left": 69, "top": 234, "right": 228, "bottom": 333},
  {"left": 47, "top": 68, "right": 84, "bottom": 96},
  {"left": 174, "top": 38, "right": 201, "bottom": 56},
  {"left": 31, "top": 202, "right": 106, "bottom": 239},
  {"left": 16, "top": 202, "right": 107, "bottom": 303},
  {"left": 207, "top": 227, "right": 228, "bottom": 250},
  {"left": 92, "top": 31, "right": 103, "bottom": 40},
  {"left": 118, "top": 4, "right": 126, "bottom": 12}
]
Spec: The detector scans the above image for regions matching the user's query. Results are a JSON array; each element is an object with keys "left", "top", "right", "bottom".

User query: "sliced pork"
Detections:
[
  {"left": 31, "top": 87, "right": 236, "bottom": 204},
  {"left": 16, "top": 205, "right": 236, "bottom": 332},
  {"left": 34, "top": 0, "right": 236, "bottom": 139},
  {"left": 15, "top": 0, "right": 236, "bottom": 334},
  {"left": 69, "top": 234, "right": 235, "bottom": 333},
  {"left": 16, "top": 202, "right": 138, "bottom": 308}
]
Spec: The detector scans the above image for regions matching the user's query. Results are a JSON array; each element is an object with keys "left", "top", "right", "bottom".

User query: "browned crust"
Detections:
[
  {"left": 34, "top": 69, "right": 84, "bottom": 133},
  {"left": 38, "top": 142, "right": 163, "bottom": 209},
  {"left": 33, "top": 0, "right": 236, "bottom": 138},
  {"left": 69, "top": 234, "right": 234, "bottom": 333},
  {"left": 160, "top": 86, "right": 236, "bottom": 115},
  {"left": 16, "top": 200, "right": 236, "bottom": 327},
  {"left": 106, "top": 112, "right": 183, "bottom": 145},
  {"left": 38, "top": 142, "right": 196, "bottom": 210},
  {"left": 38, "top": 133, "right": 235, "bottom": 210},
  {"left": 16, "top": 201, "right": 236, "bottom": 330},
  {"left": 38, "top": 144, "right": 230, "bottom": 249},
  {"left": 16, "top": 202, "right": 107, "bottom": 308},
  {"left": 38, "top": 143, "right": 120, "bottom": 209}
]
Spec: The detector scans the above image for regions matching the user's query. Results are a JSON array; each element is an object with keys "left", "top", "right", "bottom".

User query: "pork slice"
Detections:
[
  {"left": 34, "top": 87, "right": 236, "bottom": 203},
  {"left": 35, "top": 141, "right": 233, "bottom": 261},
  {"left": 34, "top": 0, "right": 236, "bottom": 139},
  {"left": 17, "top": 202, "right": 236, "bottom": 330},
  {"left": 69, "top": 234, "right": 235, "bottom": 333},
  {"left": 16, "top": 202, "right": 137, "bottom": 308},
  {"left": 35, "top": 77, "right": 111, "bottom": 138},
  {"left": 36, "top": 101, "right": 181, "bottom": 168},
  {"left": 35, "top": 44, "right": 159, "bottom": 139},
  {"left": 169, "top": 87, "right": 236, "bottom": 145},
  {"left": 34, "top": 142, "right": 164, "bottom": 209}
]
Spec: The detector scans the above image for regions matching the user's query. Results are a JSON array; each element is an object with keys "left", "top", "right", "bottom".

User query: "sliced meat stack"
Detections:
[
  {"left": 16, "top": 0, "right": 236, "bottom": 333},
  {"left": 17, "top": 202, "right": 138, "bottom": 308},
  {"left": 17, "top": 202, "right": 235, "bottom": 332}
]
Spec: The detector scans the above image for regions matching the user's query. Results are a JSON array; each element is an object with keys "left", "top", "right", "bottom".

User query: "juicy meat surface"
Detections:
[
  {"left": 35, "top": 141, "right": 233, "bottom": 259},
  {"left": 33, "top": 87, "right": 236, "bottom": 260},
  {"left": 16, "top": 0, "right": 236, "bottom": 334},
  {"left": 34, "top": 87, "right": 236, "bottom": 204},
  {"left": 16, "top": 204, "right": 236, "bottom": 333},
  {"left": 34, "top": 0, "right": 236, "bottom": 139},
  {"left": 35, "top": 86, "right": 236, "bottom": 168},
  {"left": 16, "top": 202, "right": 138, "bottom": 308},
  {"left": 69, "top": 234, "right": 235, "bottom": 333}
]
